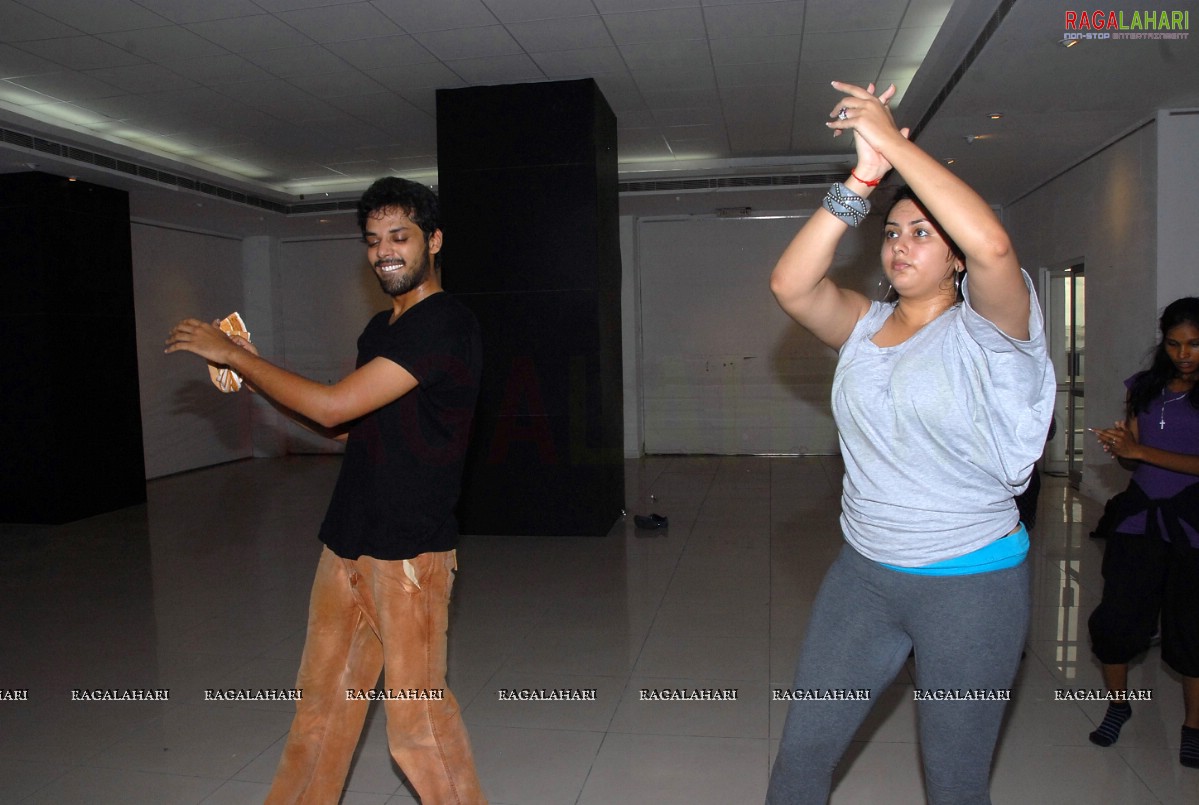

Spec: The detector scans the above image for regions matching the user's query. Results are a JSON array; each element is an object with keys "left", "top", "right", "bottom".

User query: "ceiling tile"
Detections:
[
  {"left": 322, "top": 91, "right": 431, "bottom": 129},
  {"left": 635, "top": 66, "right": 716, "bottom": 93},
  {"left": 801, "top": 28, "right": 898, "bottom": 62},
  {"left": 275, "top": 5, "right": 405, "bottom": 43},
  {"left": 619, "top": 39, "right": 710, "bottom": 71},
  {"left": 617, "top": 109, "right": 656, "bottom": 127},
  {"left": 442, "top": 53, "right": 544, "bottom": 83},
  {"left": 725, "top": 116, "right": 791, "bottom": 153},
  {"left": 530, "top": 47, "right": 628, "bottom": 78},
  {"left": 7, "top": 70, "right": 125, "bottom": 102},
  {"left": 482, "top": 0, "right": 597, "bottom": 23},
  {"left": 83, "top": 63, "right": 201, "bottom": 94},
  {"left": 702, "top": 2, "right": 805, "bottom": 38},
  {"left": 592, "top": 73, "right": 646, "bottom": 111},
  {"left": 97, "top": 26, "right": 230, "bottom": 61},
  {"left": 289, "top": 69, "right": 389, "bottom": 99},
  {"left": 413, "top": 26, "right": 522, "bottom": 61},
  {"left": 20, "top": 0, "right": 172, "bottom": 35},
  {"left": 797, "top": 58, "right": 884, "bottom": 86},
  {"left": 253, "top": 0, "right": 364, "bottom": 10},
  {"left": 15, "top": 36, "right": 146, "bottom": 71},
  {"left": 396, "top": 85, "right": 439, "bottom": 115},
  {"left": 130, "top": 0, "right": 264, "bottom": 24},
  {"left": 506, "top": 16, "right": 614, "bottom": 52},
  {"left": 185, "top": 16, "right": 313, "bottom": 53},
  {"left": 324, "top": 35, "right": 438, "bottom": 71},
  {"left": 159, "top": 54, "right": 276, "bottom": 86},
  {"left": 0, "top": 44, "right": 68, "bottom": 78},
  {"left": 804, "top": 0, "right": 908, "bottom": 33},
  {"left": 709, "top": 35, "right": 802, "bottom": 66},
  {"left": 604, "top": 8, "right": 707, "bottom": 45},
  {"left": 596, "top": 0, "right": 699, "bottom": 11},
  {"left": 640, "top": 87, "right": 720, "bottom": 109},
  {"left": 652, "top": 106, "right": 721, "bottom": 126},
  {"left": 244, "top": 45, "right": 351, "bottom": 78},
  {"left": 372, "top": 0, "right": 499, "bottom": 33},
  {"left": 722, "top": 82, "right": 795, "bottom": 110},
  {"left": 715, "top": 61, "right": 797, "bottom": 89},
  {"left": 366, "top": 61, "right": 465, "bottom": 91},
  {"left": 0, "top": 0, "right": 84, "bottom": 41},
  {"left": 215, "top": 78, "right": 339, "bottom": 121}
]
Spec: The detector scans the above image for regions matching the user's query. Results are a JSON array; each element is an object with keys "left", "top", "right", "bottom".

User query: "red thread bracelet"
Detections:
[{"left": 850, "top": 170, "right": 881, "bottom": 187}]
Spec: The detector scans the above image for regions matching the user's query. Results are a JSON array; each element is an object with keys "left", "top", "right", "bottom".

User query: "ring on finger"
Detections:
[{"left": 837, "top": 107, "right": 849, "bottom": 120}]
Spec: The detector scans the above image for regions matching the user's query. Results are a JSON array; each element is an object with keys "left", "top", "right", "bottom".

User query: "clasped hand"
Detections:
[
  {"left": 826, "top": 81, "right": 911, "bottom": 181},
  {"left": 1089, "top": 421, "right": 1138, "bottom": 459}
]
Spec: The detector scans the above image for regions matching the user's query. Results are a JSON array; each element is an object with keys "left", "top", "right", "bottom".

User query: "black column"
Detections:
[
  {"left": 437, "top": 79, "right": 624, "bottom": 536},
  {"left": 0, "top": 172, "right": 146, "bottom": 523}
]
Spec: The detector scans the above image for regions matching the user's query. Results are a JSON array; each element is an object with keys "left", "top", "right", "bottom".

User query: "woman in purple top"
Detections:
[{"left": 1088, "top": 296, "right": 1199, "bottom": 769}]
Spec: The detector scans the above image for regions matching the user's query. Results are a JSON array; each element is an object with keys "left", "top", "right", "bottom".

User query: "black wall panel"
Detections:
[
  {"left": 438, "top": 80, "right": 623, "bottom": 536},
  {"left": 0, "top": 172, "right": 146, "bottom": 523}
]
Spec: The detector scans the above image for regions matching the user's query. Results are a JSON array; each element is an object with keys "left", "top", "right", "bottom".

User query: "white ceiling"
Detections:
[{"left": 1, "top": 0, "right": 1196, "bottom": 236}]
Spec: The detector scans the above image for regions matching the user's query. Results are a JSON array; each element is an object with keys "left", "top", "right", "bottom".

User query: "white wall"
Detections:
[
  {"left": 635, "top": 213, "right": 880, "bottom": 454},
  {"left": 619, "top": 215, "right": 641, "bottom": 457},
  {"left": 1005, "top": 124, "right": 1158, "bottom": 503},
  {"left": 131, "top": 224, "right": 380, "bottom": 478},
  {"left": 132, "top": 222, "right": 251, "bottom": 478},
  {"left": 273, "top": 237, "right": 381, "bottom": 454},
  {"left": 1156, "top": 109, "right": 1199, "bottom": 309}
]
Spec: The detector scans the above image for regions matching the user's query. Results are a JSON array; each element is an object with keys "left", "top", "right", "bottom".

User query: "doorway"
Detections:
[{"left": 1043, "top": 265, "right": 1085, "bottom": 485}]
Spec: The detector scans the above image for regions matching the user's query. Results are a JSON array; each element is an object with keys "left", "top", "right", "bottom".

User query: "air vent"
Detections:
[
  {"left": 618, "top": 172, "right": 843, "bottom": 194},
  {"left": 2, "top": 124, "right": 290, "bottom": 214}
]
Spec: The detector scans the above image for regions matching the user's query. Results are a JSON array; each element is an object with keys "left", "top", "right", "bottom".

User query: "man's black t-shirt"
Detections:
[{"left": 318, "top": 293, "right": 482, "bottom": 560}]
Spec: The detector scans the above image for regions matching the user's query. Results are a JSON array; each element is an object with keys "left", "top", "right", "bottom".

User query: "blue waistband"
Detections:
[{"left": 882, "top": 524, "right": 1029, "bottom": 576}]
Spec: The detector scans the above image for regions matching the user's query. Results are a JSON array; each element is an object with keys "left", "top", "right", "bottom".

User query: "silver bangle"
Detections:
[{"left": 822, "top": 182, "right": 870, "bottom": 227}]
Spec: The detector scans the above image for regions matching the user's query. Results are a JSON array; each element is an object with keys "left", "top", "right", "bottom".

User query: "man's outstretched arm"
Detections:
[{"left": 166, "top": 318, "right": 417, "bottom": 428}]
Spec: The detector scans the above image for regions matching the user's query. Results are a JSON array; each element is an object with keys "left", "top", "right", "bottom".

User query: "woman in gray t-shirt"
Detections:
[{"left": 765, "top": 81, "right": 1055, "bottom": 805}]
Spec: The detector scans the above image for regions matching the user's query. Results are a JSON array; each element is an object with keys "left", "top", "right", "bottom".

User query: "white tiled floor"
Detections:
[{"left": 1, "top": 455, "right": 1196, "bottom": 803}]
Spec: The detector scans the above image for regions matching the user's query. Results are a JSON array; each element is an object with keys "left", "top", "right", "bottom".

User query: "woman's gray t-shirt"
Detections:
[{"left": 831, "top": 271, "right": 1056, "bottom": 566}]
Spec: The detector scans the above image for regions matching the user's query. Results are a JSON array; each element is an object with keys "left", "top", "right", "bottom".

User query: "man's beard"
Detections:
[{"left": 375, "top": 251, "right": 431, "bottom": 297}]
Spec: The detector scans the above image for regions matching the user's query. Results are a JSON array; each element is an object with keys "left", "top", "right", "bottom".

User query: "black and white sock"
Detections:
[
  {"left": 1088, "top": 702, "right": 1132, "bottom": 747},
  {"left": 1181, "top": 725, "right": 1199, "bottom": 768}
]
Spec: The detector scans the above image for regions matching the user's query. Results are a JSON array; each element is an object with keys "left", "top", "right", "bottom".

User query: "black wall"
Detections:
[
  {"left": 437, "top": 80, "right": 624, "bottom": 536},
  {"left": 0, "top": 172, "right": 146, "bottom": 523}
]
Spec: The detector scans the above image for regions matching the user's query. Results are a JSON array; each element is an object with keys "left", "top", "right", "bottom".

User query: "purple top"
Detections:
[{"left": 1118, "top": 372, "right": 1199, "bottom": 542}]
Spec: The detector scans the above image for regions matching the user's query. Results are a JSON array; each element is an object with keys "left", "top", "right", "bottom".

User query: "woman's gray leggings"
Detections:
[{"left": 767, "top": 543, "right": 1030, "bottom": 805}]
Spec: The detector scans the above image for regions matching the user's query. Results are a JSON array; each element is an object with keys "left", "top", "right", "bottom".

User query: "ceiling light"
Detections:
[
  {"left": 988, "top": 113, "right": 1003, "bottom": 120},
  {"left": 945, "top": 158, "right": 956, "bottom": 165},
  {"left": 1059, "top": 38, "right": 1078, "bottom": 47}
]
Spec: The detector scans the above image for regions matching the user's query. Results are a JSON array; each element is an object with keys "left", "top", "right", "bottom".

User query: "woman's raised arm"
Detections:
[
  {"left": 770, "top": 84, "right": 903, "bottom": 350},
  {"left": 827, "top": 81, "right": 1028, "bottom": 339}
]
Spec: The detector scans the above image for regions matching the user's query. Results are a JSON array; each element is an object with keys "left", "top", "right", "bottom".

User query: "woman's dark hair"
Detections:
[
  {"left": 1127, "top": 296, "right": 1199, "bottom": 418},
  {"left": 356, "top": 176, "right": 440, "bottom": 244},
  {"left": 883, "top": 187, "right": 966, "bottom": 304}
]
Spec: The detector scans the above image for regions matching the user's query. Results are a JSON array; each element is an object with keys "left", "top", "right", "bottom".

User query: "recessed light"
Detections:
[
  {"left": 988, "top": 113, "right": 1003, "bottom": 120},
  {"left": 1059, "top": 38, "right": 1078, "bottom": 47}
]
